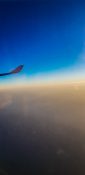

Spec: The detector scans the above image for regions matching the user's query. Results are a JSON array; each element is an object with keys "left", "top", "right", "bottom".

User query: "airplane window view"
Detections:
[{"left": 0, "top": 0, "right": 85, "bottom": 175}]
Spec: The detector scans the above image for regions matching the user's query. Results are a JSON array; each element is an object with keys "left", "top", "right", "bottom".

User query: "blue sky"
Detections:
[{"left": 0, "top": 0, "right": 85, "bottom": 82}]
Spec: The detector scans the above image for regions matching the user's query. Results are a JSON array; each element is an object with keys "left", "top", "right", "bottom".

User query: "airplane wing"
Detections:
[{"left": 0, "top": 65, "right": 24, "bottom": 76}]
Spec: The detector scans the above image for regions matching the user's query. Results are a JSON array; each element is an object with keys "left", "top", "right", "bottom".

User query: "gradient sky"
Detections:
[{"left": 0, "top": 0, "right": 85, "bottom": 82}]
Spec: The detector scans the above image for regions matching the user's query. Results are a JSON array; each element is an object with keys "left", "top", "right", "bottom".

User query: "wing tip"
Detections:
[{"left": 11, "top": 64, "right": 24, "bottom": 74}]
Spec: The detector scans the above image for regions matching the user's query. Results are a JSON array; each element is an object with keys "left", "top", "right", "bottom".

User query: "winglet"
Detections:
[{"left": 10, "top": 65, "right": 24, "bottom": 74}]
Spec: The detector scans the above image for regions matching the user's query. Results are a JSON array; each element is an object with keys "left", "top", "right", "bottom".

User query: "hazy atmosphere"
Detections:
[
  {"left": 0, "top": 84, "right": 85, "bottom": 175},
  {"left": 0, "top": 0, "right": 85, "bottom": 175}
]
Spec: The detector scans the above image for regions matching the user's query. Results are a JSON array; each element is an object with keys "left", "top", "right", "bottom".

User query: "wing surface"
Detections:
[{"left": 0, "top": 65, "right": 24, "bottom": 76}]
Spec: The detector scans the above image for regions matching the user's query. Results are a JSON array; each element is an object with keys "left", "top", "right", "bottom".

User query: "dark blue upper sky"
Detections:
[{"left": 0, "top": 0, "right": 85, "bottom": 77}]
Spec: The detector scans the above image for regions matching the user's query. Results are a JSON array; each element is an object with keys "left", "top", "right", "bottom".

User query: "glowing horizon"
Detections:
[{"left": 0, "top": 65, "right": 85, "bottom": 90}]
